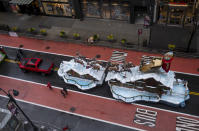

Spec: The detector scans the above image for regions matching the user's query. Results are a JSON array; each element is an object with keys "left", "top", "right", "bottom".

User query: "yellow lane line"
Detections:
[
  {"left": 5, "top": 59, "right": 19, "bottom": 64},
  {"left": 189, "top": 92, "right": 199, "bottom": 96},
  {"left": 3, "top": 59, "right": 199, "bottom": 96}
]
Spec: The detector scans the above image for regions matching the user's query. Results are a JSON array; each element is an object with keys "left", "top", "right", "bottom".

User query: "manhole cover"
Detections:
[
  {"left": 19, "top": 45, "right": 23, "bottom": 48},
  {"left": 70, "top": 107, "right": 76, "bottom": 112},
  {"left": 45, "top": 46, "right": 50, "bottom": 50},
  {"left": 96, "top": 54, "right": 101, "bottom": 58}
]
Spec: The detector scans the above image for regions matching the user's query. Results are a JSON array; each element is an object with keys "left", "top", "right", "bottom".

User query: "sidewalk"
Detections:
[{"left": 0, "top": 12, "right": 149, "bottom": 46}]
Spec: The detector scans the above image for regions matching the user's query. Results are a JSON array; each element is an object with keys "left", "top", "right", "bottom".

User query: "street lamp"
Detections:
[{"left": 0, "top": 88, "right": 38, "bottom": 131}]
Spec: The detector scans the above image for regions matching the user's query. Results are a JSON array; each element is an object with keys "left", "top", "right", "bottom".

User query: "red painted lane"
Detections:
[
  {"left": 0, "top": 34, "right": 199, "bottom": 74},
  {"left": 0, "top": 76, "right": 199, "bottom": 131}
]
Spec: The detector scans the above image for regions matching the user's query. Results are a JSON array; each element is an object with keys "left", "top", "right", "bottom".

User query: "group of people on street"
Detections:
[
  {"left": 47, "top": 82, "right": 68, "bottom": 98},
  {"left": 46, "top": 82, "right": 70, "bottom": 130}
]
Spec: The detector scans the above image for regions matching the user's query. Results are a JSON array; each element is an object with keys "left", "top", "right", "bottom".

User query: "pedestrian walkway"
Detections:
[
  {"left": 0, "top": 75, "right": 199, "bottom": 131},
  {"left": 0, "top": 12, "right": 149, "bottom": 46},
  {"left": 0, "top": 34, "right": 199, "bottom": 75}
]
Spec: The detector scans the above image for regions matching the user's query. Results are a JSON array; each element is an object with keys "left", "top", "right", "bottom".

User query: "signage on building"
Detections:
[{"left": 168, "top": 2, "right": 188, "bottom": 7}]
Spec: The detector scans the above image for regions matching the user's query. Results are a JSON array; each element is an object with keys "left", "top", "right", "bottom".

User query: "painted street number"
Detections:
[
  {"left": 134, "top": 108, "right": 157, "bottom": 127},
  {"left": 176, "top": 116, "right": 199, "bottom": 131}
]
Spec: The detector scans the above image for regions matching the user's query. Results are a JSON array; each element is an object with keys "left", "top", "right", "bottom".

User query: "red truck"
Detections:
[{"left": 19, "top": 58, "right": 54, "bottom": 75}]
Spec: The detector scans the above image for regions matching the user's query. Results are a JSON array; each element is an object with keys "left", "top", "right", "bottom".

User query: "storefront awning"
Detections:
[
  {"left": 9, "top": 0, "right": 34, "bottom": 5},
  {"left": 168, "top": 2, "right": 188, "bottom": 7}
]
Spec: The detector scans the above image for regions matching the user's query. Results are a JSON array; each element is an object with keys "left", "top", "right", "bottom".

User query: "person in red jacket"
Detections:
[
  {"left": 47, "top": 82, "right": 52, "bottom": 90},
  {"left": 62, "top": 126, "right": 69, "bottom": 131},
  {"left": 162, "top": 52, "right": 173, "bottom": 73}
]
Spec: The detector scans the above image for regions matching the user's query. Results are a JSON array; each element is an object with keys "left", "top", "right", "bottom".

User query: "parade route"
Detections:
[
  {"left": 0, "top": 75, "right": 199, "bottom": 131},
  {"left": 0, "top": 34, "right": 199, "bottom": 131}
]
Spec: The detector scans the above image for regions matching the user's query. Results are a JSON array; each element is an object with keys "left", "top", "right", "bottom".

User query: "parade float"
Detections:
[
  {"left": 105, "top": 51, "right": 190, "bottom": 107},
  {"left": 58, "top": 53, "right": 106, "bottom": 90}
]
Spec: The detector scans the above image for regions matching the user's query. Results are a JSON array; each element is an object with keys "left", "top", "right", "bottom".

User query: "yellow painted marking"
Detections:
[
  {"left": 5, "top": 59, "right": 19, "bottom": 64},
  {"left": 189, "top": 92, "right": 195, "bottom": 95},
  {"left": 189, "top": 92, "right": 199, "bottom": 96}
]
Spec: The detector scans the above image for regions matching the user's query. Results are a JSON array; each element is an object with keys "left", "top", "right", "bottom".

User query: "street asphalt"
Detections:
[
  {"left": 0, "top": 47, "right": 199, "bottom": 117},
  {"left": 0, "top": 96, "right": 137, "bottom": 131}
]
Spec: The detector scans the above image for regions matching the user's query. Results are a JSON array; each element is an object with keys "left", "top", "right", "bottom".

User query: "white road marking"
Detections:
[
  {"left": 1, "top": 44, "right": 74, "bottom": 57},
  {"left": 0, "top": 95, "right": 145, "bottom": 131},
  {"left": 174, "top": 71, "right": 199, "bottom": 76},
  {"left": 2, "top": 44, "right": 199, "bottom": 76},
  {"left": 0, "top": 74, "right": 199, "bottom": 119}
]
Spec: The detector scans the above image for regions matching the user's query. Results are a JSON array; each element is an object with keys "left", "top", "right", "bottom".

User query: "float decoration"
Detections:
[
  {"left": 106, "top": 51, "right": 189, "bottom": 107},
  {"left": 58, "top": 53, "right": 106, "bottom": 90}
]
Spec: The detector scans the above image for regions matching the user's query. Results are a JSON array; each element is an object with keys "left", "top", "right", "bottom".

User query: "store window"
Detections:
[
  {"left": 102, "top": 2, "right": 111, "bottom": 19},
  {"left": 81, "top": 0, "right": 101, "bottom": 18},
  {"left": 168, "top": 8, "right": 185, "bottom": 25},
  {"left": 134, "top": 6, "right": 148, "bottom": 24},
  {"left": 10, "top": 5, "right": 20, "bottom": 13},
  {"left": 184, "top": 5, "right": 194, "bottom": 26},
  {"left": 158, "top": 0, "right": 195, "bottom": 26},
  {"left": 81, "top": 0, "right": 130, "bottom": 21},
  {"left": 111, "top": 1, "right": 130, "bottom": 20},
  {"left": 42, "top": 0, "right": 73, "bottom": 16},
  {"left": 158, "top": 5, "right": 168, "bottom": 24}
]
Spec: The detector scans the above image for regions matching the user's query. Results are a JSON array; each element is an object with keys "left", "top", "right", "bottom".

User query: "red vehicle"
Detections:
[{"left": 19, "top": 58, "right": 54, "bottom": 75}]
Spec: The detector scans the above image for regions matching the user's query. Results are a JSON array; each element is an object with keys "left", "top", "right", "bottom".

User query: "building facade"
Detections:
[
  {"left": 154, "top": 0, "right": 199, "bottom": 27},
  {"left": 5, "top": 0, "right": 154, "bottom": 24},
  {"left": 79, "top": 0, "right": 155, "bottom": 24},
  {"left": 8, "top": 0, "right": 41, "bottom": 15},
  {"left": 37, "top": 0, "right": 155, "bottom": 24},
  {"left": 3, "top": 0, "right": 198, "bottom": 25},
  {"left": 40, "top": 0, "right": 74, "bottom": 17}
]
